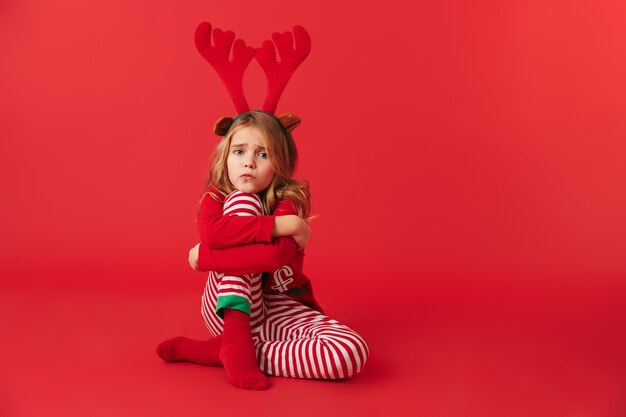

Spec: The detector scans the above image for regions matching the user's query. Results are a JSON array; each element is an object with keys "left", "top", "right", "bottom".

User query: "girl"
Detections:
[{"left": 156, "top": 111, "right": 369, "bottom": 390}]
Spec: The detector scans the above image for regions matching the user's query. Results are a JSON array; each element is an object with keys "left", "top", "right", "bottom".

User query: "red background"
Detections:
[{"left": 1, "top": 0, "right": 625, "bottom": 416}]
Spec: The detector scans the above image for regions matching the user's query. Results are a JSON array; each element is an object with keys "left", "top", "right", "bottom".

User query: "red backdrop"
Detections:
[
  {"left": 3, "top": 0, "right": 625, "bottom": 292},
  {"left": 1, "top": 0, "right": 625, "bottom": 415}
]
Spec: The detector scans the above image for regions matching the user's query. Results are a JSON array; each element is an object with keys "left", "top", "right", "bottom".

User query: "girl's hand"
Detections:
[
  {"left": 291, "top": 218, "right": 311, "bottom": 251},
  {"left": 189, "top": 243, "right": 200, "bottom": 271},
  {"left": 272, "top": 215, "right": 311, "bottom": 250}
]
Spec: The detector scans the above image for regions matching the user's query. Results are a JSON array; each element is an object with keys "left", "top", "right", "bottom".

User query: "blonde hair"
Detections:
[{"left": 201, "top": 110, "right": 311, "bottom": 218}]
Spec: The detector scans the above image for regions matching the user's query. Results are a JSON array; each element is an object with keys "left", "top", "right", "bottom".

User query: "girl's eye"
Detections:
[
  {"left": 258, "top": 152, "right": 268, "bottom": 159},
  {"left": 233, "top": 149, "right": 244, "bottom": 155}
]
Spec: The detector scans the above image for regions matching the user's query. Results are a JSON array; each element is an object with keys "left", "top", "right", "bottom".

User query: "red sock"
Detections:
[
  {"left": 220, "top": 309, "right": 270, "bottom": 390},
  {"left": 156, "top": 336, "right": 222, "bottom": 366}
]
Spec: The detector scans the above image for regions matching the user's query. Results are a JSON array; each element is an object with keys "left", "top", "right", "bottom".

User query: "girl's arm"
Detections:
[
  {"left": 190, "top": 196, "right": 310, "bottom": 274},
  {"left": 199, "top": 190, "right": 308, "bottom": 249},
  {"left": 194, "top": 237, "right": 298, "bottom": 275}
]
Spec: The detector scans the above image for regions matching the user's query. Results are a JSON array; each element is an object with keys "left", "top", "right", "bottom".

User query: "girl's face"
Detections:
[{"left": 227, "top": 126, "right": 275, "bottom": 194}]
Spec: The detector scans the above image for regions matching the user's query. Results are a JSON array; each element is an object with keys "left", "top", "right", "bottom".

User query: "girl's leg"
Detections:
[
  {"left": 213, "top": 191, "right": 268, "bottom": 388},
  {"left": 253, "top": 291, "right": 369, "bottom": 380},
  {"left": 212, "top": 271, "right": 269, "bottom": 389}
]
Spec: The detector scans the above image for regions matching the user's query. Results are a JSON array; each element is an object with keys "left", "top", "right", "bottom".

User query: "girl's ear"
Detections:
[
  {"left": 277, "top": 113, "right": 301, "bottom": 133},
  {"left": 213, "top": 116, "right": 234, "bottom": 136}
]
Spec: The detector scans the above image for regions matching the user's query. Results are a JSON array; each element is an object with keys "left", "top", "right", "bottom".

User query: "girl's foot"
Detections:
[
  {"left": 220, "top": 309, "right": 270, "bottom": 390},
  {"left": 156, "top": 336, "right": 222, "bottom": 366}
]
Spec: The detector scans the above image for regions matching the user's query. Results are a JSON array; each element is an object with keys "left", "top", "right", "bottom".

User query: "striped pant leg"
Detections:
[
  {"left": 204, "top": 190, "right": 265, "bottom": 325},
  {"left": 201, "top": 270, "right": 266, "bottom": 337},
  {"left": 252, "top": 291, "right": 369, "bottom": 380}
]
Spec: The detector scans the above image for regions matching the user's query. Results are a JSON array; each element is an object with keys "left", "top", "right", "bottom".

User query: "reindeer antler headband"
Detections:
[{"left": 194, "top": 22, "right": 311, "bottom": 136}]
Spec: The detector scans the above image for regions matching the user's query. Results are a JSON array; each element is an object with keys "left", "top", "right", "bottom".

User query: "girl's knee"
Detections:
[
  {"left": 321, "top": 330, "right": 369, "bottom": 379},
  {"left": 223, "top": 191, "right": 263, "bottom": 216}
]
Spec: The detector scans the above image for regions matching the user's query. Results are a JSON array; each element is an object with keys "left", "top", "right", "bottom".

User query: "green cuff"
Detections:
[{"left": 215, "top": 295, "right": 251, "bottom": 318}]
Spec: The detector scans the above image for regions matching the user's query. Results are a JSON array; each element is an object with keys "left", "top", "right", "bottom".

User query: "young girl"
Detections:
[{"left": 156, "top": 110, "right": 369, "bottom": 390}]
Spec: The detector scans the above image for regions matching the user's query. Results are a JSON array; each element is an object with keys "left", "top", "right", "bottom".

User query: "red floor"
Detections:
[{"left": 1, "top": 275, "right": 625, "bottom": 417}]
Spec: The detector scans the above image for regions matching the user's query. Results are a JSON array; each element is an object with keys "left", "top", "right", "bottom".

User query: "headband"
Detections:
[{"left": 194, "top": 22, "right": 310, "bottom": 136}]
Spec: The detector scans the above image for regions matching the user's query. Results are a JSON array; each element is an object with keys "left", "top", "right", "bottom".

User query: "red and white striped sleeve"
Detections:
[{"left": 222, "top": 190, "right": 264, "bottom": 216}]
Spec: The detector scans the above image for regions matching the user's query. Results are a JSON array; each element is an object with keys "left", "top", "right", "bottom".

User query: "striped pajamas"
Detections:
[
  {"left": 202, "top": 190, "right": 369, "bottom": 379},
  {"left": 202, "top": 272, "right": 369, "bottom": 379}
]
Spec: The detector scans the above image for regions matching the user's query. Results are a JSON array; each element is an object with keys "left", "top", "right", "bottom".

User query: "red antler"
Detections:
[
  {"left": 194, "top": 22, "right": 255, "bottom": 114},
  {"left": 256, "top": 25, "right": 311, "bottom": 114}
]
